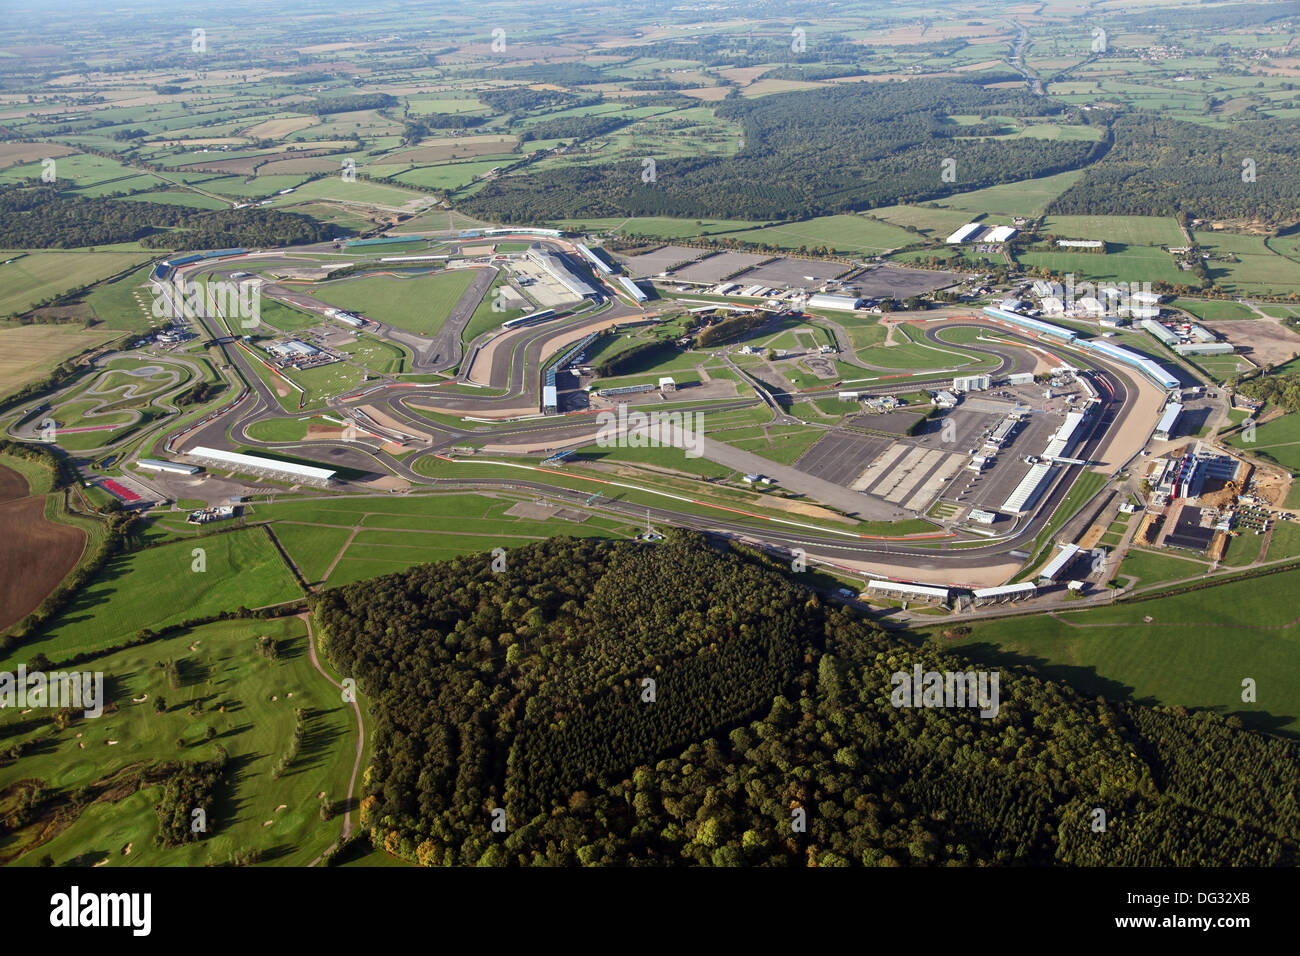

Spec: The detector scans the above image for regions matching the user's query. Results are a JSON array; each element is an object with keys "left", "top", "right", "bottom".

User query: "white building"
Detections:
[
  {"left": 1038, "top": 543, "right": 1082, "bottom": 583},
  {"left": 186, "top": 446, "right": 335, "bottom": 486},
  {"left": 867, "top": 579, "right": 950, "bottom": 606},
  {"left": 953, "top": 374, "right": 992, "bottom": 392},
  {"left": 971, "top": 582, "right": 1037, "bottom": 605},
  {"left": 807, "top": 293, "right": 864, "bottom": 312},
  {"left": 138, "top": 458, "right": 200, "bottom": 475},
  {"left": 946, "top": 223, "right": 983, "bottom": 244},
  {"left": 1155, "top": 402, "right": 1183, "bottom": 441}
]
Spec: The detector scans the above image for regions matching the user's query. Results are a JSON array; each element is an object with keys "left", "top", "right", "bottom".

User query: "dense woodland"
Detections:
[
  {"left": 460, "top": 79, "right": 1099, "bottom": 221},
  {"left": 315, "top": 532, "right": 1300, "bottom": 866},
  {"left": 0, "top": 187, "right": 338, "bottom": 249},
  {"left": 1049, "top": 113, "right": 1300, "bottom": 224}
]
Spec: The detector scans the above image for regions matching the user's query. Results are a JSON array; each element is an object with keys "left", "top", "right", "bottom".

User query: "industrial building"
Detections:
[
  {"left": 967, "top": 509, "right": 997, "bottom": 525},
  {"left": 138, "top": 458, "right": 200, "bottom": 475},
  {"left": 953, "top": 374, "right": 992, "bottom": 392},
  {"left": 947, "top": 223, "right": 1016, "bottom": 244},
  {"left": 265, "top": 340, "right": 323, "bottom": 365},
  {"left": 1142, "top": 319, "right": 1180, "bottom": 347},
  {"left": 934, "top": 390, "right": 959, "bottom": 408},
  {"left": 971, "top": 582, "right": 1037, "bottom": 605},
  {"left": 1155, "top": 402, "right": 1183, "bottom": 441},
  {"left": 1004, "top": 372, "right": 1035, "bottom": 386},
  {"left": 1174, "top": 341, "right": 1234, "bottom": 356},
  {"left": 186, "top": 446, "right": 336, "bottom": 486},
  {"left": 866, "top": 579, "right": 950, "bottom": 606},
  {"left": 1038, "top": 543, "right": 1082, "bottom": 583},
  {"left": 946, "top": 223, "right": 983, "bottom": 244},
  {"left": 527, "top": 244, "right": 601, "bottom": 299},
  {"left": 807, "top": 293, "right": 864, "bottom": 312}
]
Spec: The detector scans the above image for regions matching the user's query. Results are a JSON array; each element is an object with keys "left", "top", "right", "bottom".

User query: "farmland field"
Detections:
[
  {"left": 0, "top": 325, "right": 120, "bottom": 400},
  {"left": 0, "top": 251, "right": 154, "bottom": 317},
  {"left": 5, "top": 529, "right": 302, "bottom": 667}
]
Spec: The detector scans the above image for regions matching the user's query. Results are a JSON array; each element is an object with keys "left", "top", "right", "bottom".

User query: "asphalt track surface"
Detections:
[{"left": 143, "top": 243, "right": 1145, "bottom": 576}]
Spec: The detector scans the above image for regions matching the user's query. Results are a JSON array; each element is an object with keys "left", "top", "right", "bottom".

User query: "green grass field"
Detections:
[
  {"left": 0, "top": 616, "right": 358, "bottom": 867},
  {"left": 1225, "top": 412, "right": 1300, "bottom": 472},
  {"left": 6, "top": 529, "right": 302, "bottom": 667},
  {"left": 724, "top": 215, "right": 919, "bottom": 256},
  {"left": 935, "top": 567, "right": 1300, "bottom": 734},
  {"left": 1115, "top": 547, "right": 1211, "bottom": 588},
  {"left": 250, "top": 492, "right": 637, "bottom": 588},
  {"left": 307, "top": 269, "right": 479, "bottom": 336},
  {"left": 1168, "top": 298, "right": 1257, "bottom": 322},
  {"left": 0, "top": 251, "right": 154, "bottom": 318},
  {"left": 934, "top": 169, "right": 1084, "bottom": 217}
]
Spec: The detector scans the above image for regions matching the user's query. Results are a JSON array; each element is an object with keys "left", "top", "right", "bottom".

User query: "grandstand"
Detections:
[
  {"left": 982, "top": 307, "right": 1179, "bottom": 390},
  {"left": 186, "top": 446, "right": 335, "bottom": 486}
]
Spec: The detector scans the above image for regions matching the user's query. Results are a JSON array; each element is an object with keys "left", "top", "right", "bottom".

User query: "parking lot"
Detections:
[
  {"left": 616, "top": 246, "right": 703, "bottom": 278},
  {"left": 671, "top": 252, "right": 769, "bottom": 284},
  {"left": 844, "top": 264, "right": 961, "bottom": 300},
  {"left": 733, "top": 257, "right": 849, "bottom": 286},
  {"left": 794, "top": 431, "right": 892, "bottom": 485}
]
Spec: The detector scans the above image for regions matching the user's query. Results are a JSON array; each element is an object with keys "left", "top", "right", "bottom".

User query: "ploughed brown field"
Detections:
[{"left": 0, "top": 464, "right": 85, "bottom": 632}]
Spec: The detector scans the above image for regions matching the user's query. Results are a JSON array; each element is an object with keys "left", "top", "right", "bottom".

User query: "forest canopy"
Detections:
[{"left": 315, "top": 531, "right": 1300, "bottom": 867}]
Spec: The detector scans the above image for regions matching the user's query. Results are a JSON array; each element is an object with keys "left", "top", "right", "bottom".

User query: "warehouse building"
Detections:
[
  {"left": 1174, "top": 341, "right": 1234, "bottom": 356},
  {"left": 266, "top": 340, "right": 320, "bottom": 362},
  {"left": 1142, "top": 319, "right": 1180, "bottom": 347},
  {"left": 986, "top": 413, "right": 1023, "bottom": 448},
  {"left": 1004, "top": 372, "right": 1036, "bottom": 386},
  {"left": 867, "top": 579, "right": 950, "bottom": 607},
  {"left": 186, "top": 446, "right": 336, "bottom": 486},
  {"left": 1154, "top": 402, "right": 1183, "bottom": 441},
  {"left": 807, "top": 293, "right": 864, "bottom": 312},
  {"left": 946, "top": 223, "right": 983, "bottom": 244},
  {"left": 138, "top": 458, "right": 200, "bottom": 475}
]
